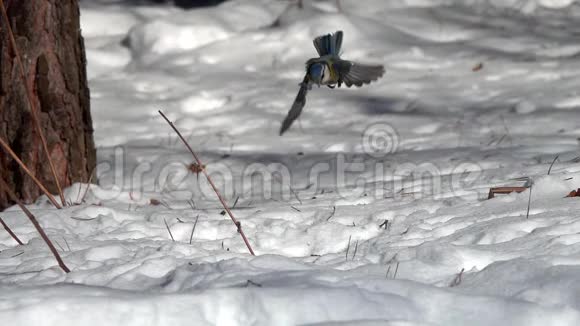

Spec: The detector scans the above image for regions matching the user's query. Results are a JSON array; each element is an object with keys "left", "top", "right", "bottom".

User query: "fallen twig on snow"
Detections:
[
  {"left": 393, "top": 261, "right": 400, "bottom": 279},
  {"left": 273, "top": 174, "right": 302, "bottom": 205},
  {"left": 326, "top": 206, "right": 336, "bottom": 221},
  {"left": 63, "top": 237, "right": 71, "bottom": 251},
  {"left": 450, "top": 268, "right": 465, "bottom": 287},
  {"left": 379, "top": 219, "right": 389, "bottom": 230},
  {"left": 163, "top": 218, "right": 175, "bottom": 242},
  {"left": 526, "top": 184, "right": 533, "bottom": 219},
  {"left": 345, "top": 235, "right": 352, "bottom": 261},
  {"left": 352, "top": 239, "right": 359, "bottom": 260},
  {"left": 189, "top": 214, "right": 199, "bottom": 245}
]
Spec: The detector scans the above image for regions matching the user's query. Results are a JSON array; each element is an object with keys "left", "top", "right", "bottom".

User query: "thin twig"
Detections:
[
  {"left": 244, "top": 280, "right": 263, "bottom": 288},
  {"left": 54, "top": 240, "right": 65, "bottom": 252},
  {"left": 163, "top": 218, "right": 175, "bottom": 242},
  {"left": 0, "top": 0, "right": 66, "bottom": 206},
  {"left": 0, "top": 176, "right": 70, "bottom": 272},
  {"left": 450, "top": 268, "right": 465, "bottom": 287},
  {"left": 158, "top": 110, "right": 255, "bottom": 255},
  {"left": 345, "top": 235, "right": 352, "bottom": 261},
  {"left": 289, "top": 185, "right": 302, "bottom": 205},
  {"left": 159, "top": 199, "right": 171, "bottom": 209},
  {"left": 273, "top": 174, "right": 302, "bottom": 205},
  {"left": 189, "top": 214, "right": 199, "bottom": 245},
  {"left": 526, "top": 183, "right": 533, "bottom": 219},
  {"left": 352, "top": 240, "right": 359, "bottom": 260},
  {"left": 63, "top": 237, "right": 71, "bottom": 251},
  {"left": 187, "top": 198, "right": 196, "bottom": 210},
  {"left": 0, "top": 138, "right": 62, "bottom": 209},
  {"left": 494, "top": 134, "right": 507, "bottom": 146},
  {"left": 75, "top": 181, "right": 83, "bottom": 204},
  {"left": 0, "top": 216, "right": 23, "bottom": 245},
  {"left": 326, "top": 206, "right": 336, "bottom": 221},
  {"left": 78, "top": 170, "right": 95, "bottom": 204},
  {"left": 379, "top": 219, "right": 389, "bottom": 230},
  {"left": 547, "top": 155, "right": 559, "bottom": 175}
]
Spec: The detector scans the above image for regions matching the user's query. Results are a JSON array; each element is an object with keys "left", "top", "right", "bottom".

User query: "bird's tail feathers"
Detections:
[{"left": 313, "top": 31, "right": 343, "bottom": 56}]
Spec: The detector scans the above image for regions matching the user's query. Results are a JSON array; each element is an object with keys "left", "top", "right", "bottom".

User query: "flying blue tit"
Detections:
[{"left": 279, "top": 30, "right": 385, "bottom": 135}]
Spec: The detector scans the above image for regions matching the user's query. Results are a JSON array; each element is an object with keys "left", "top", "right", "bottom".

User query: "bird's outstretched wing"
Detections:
[
  {"left": 280, "top": 75, "right": 310, "bottom": 135},
  {"left": 333, "top": 60, "right": 384, "bottom": 87}
]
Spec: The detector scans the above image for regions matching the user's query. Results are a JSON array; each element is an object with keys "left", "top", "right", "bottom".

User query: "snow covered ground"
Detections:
[{"left": 4, "top": 0, "right": 580, "bottom": 324}]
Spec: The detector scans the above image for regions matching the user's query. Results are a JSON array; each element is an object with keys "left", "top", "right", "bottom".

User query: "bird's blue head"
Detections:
[{"left": 309, "top": 63, "right": 326, "bottom": 85}]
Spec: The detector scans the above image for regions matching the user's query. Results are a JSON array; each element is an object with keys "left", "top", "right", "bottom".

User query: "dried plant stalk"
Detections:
[
  {"left": 0, "top": 216, "right": 24, "bottom": 245},
  {"left": 0, "top": 177, "right": 70, "bottom": 273},
  {"left": 158, "top": 110, "right": 255, "bottom": 255},
  {"left": 0, "top": 137, "right": 62, "bottom": 209}
]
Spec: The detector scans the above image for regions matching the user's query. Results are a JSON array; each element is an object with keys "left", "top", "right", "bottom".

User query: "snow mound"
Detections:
[{"left": 124, "top": 0, "right": 285, "bottom": 61}]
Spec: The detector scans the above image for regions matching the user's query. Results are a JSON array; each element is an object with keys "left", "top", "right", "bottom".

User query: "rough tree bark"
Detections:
[{"left": 0, "top": 0, "right": 95, "bottom": 209}]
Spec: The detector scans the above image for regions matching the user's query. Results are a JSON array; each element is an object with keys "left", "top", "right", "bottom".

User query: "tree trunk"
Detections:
[{"left": 0, "top": 0, "right": 95, "bottom": 209}]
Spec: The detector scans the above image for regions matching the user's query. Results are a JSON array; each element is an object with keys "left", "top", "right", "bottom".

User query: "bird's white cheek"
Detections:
[{"left": 321, "top": 65, "right": 332, "bottom": 84}]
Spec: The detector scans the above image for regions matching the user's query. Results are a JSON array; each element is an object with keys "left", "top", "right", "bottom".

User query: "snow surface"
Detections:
[{"left": 3, "top": 0, "right": 580, "bottom": 325}]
